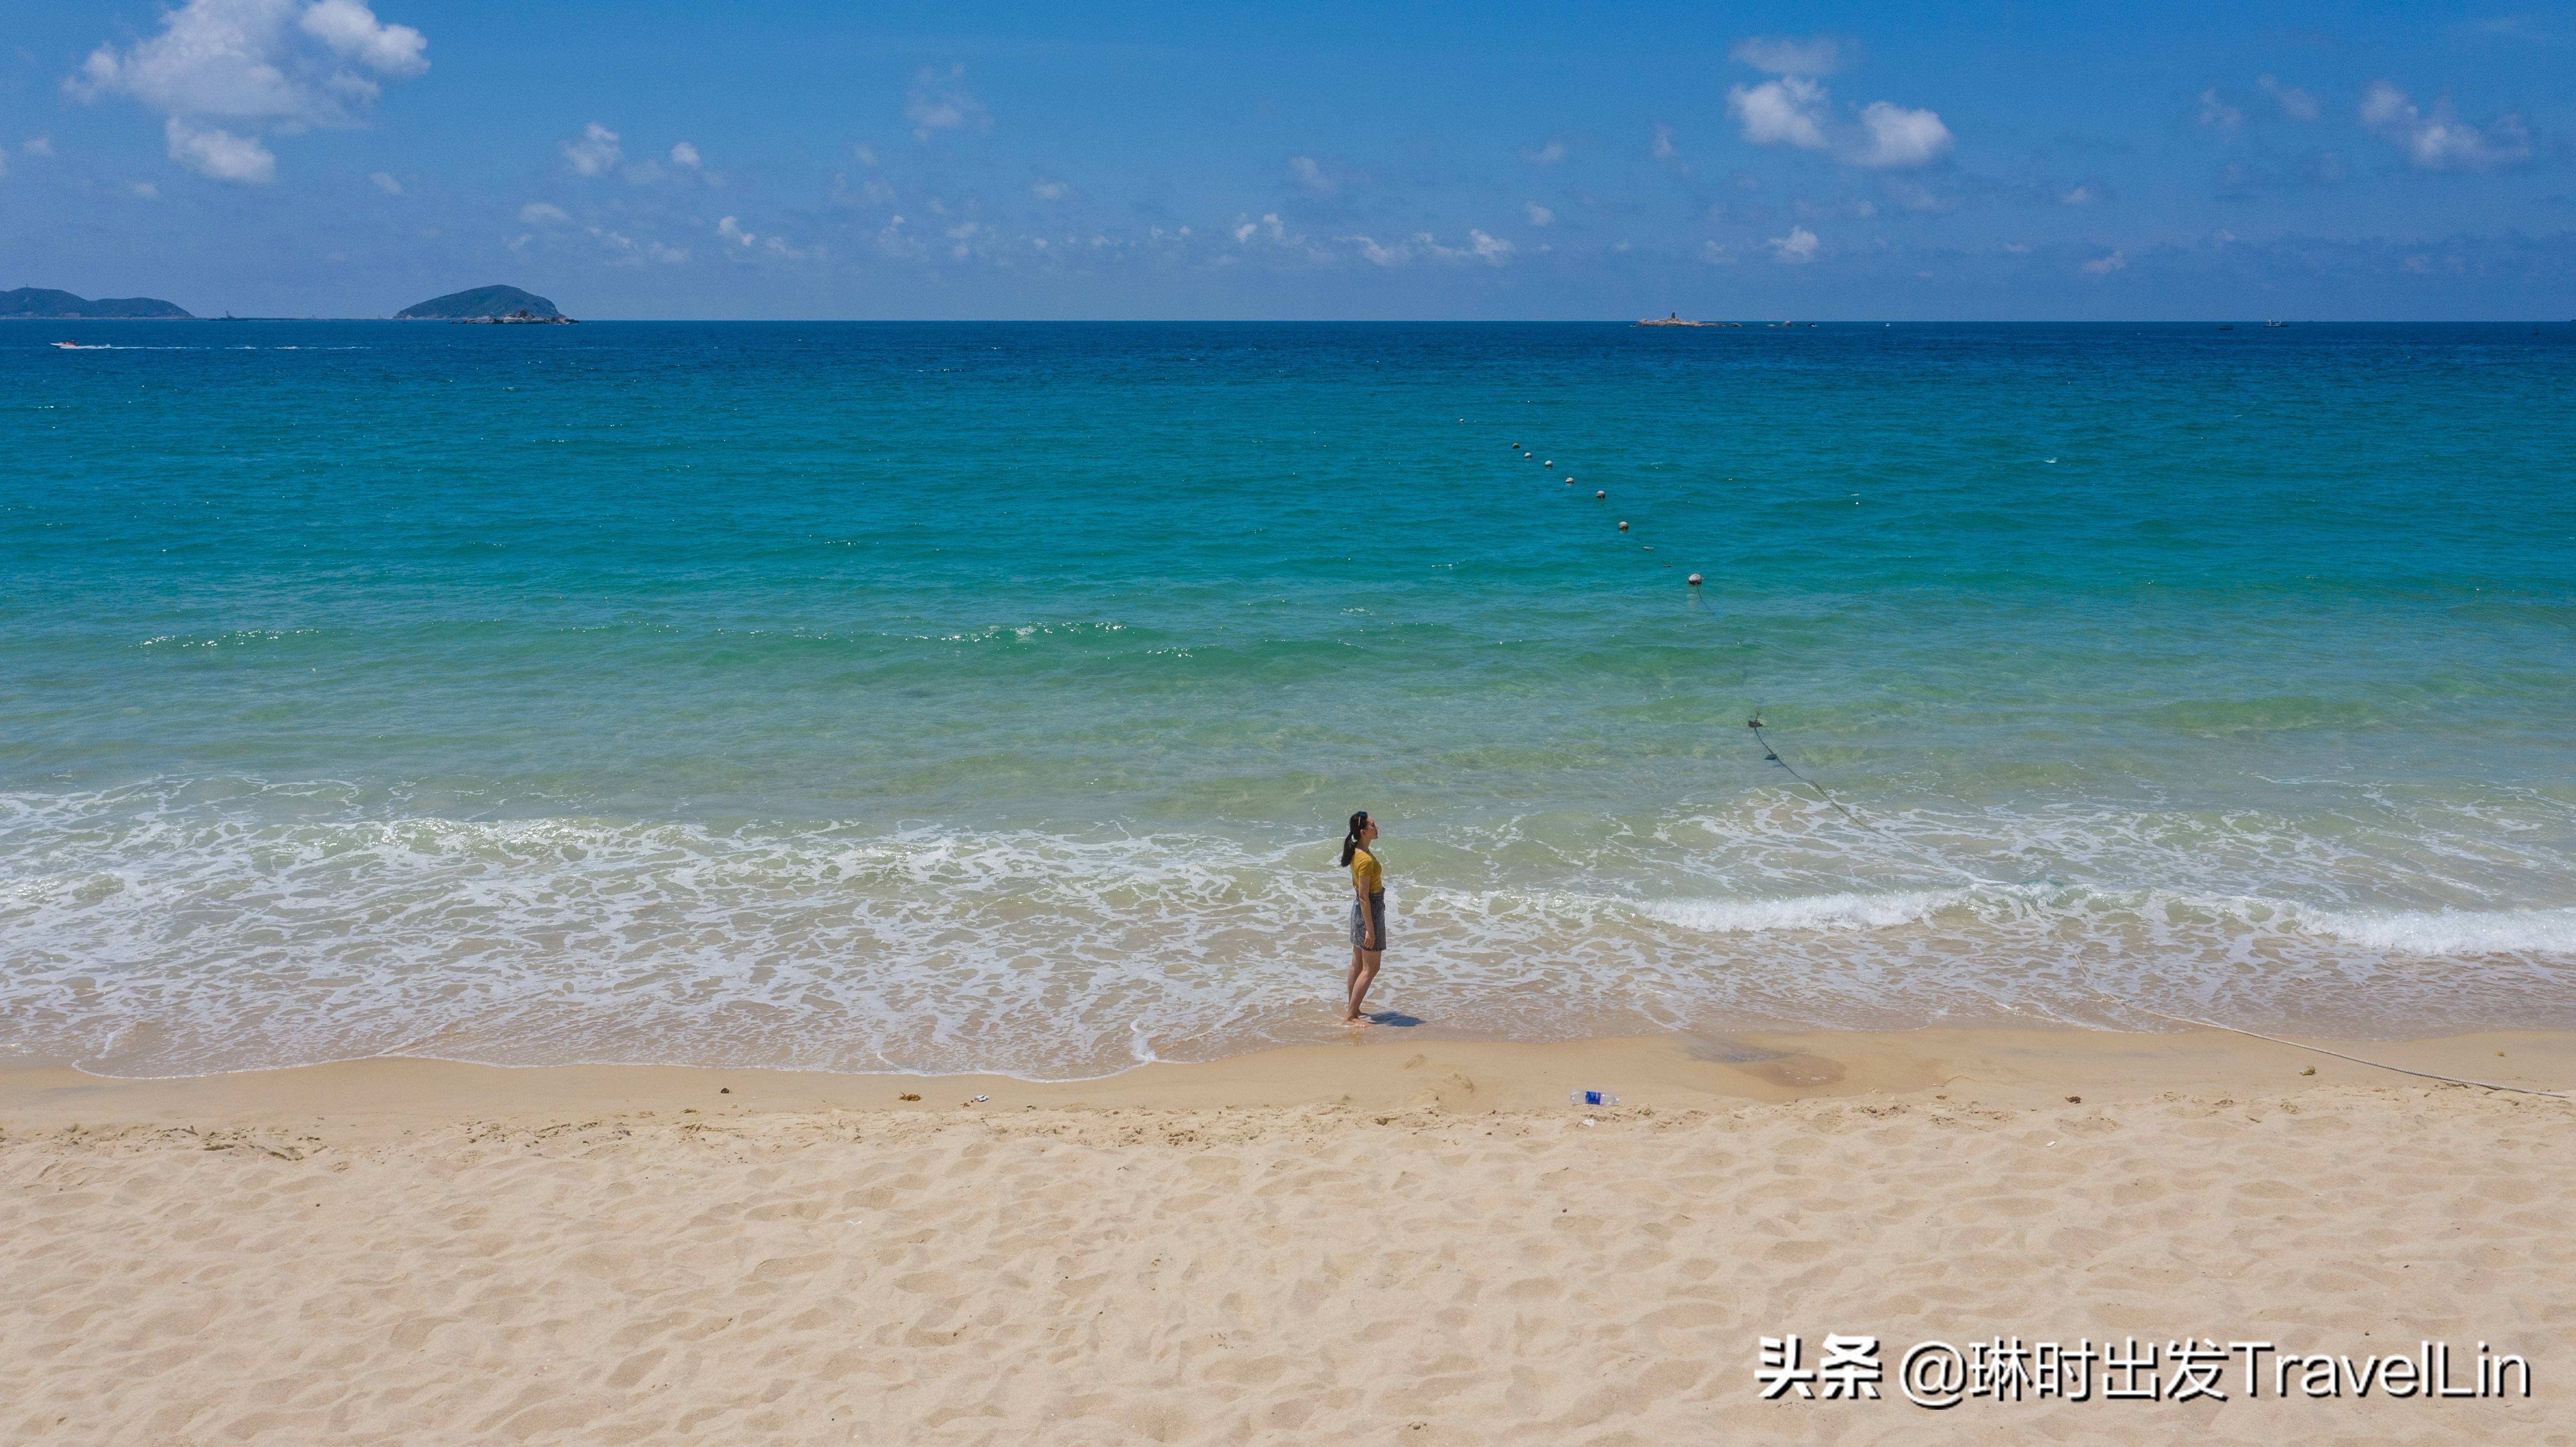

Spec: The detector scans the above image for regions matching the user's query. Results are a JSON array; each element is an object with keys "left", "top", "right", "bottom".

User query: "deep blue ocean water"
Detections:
[{"left": 5, "top": 321, "right": 2573, "bottom": 1077}]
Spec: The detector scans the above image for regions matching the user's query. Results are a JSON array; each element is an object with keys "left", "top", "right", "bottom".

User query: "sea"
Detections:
[{"left": 5, "top": 321, "right": 2573, "bottom": 1079}]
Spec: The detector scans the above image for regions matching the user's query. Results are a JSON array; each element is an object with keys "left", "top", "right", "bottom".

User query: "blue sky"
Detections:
[{"left": 4, "top": 0, "right": 2571, "bottom": 318}]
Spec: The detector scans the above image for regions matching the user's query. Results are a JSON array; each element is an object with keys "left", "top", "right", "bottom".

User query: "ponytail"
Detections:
[{"left": 1339, "top": 811, "right": 1371, "bottom": 868}]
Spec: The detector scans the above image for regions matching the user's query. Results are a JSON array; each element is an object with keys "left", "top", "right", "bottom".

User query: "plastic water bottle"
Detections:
[{"left": 1569, "top": 1089, "right": 1619, "bottom": 1107}]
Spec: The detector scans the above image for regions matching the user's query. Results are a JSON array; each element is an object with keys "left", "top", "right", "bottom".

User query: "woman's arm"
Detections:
[{"left": 1355, "top": 864, "right": 1379, "bottom": 951}]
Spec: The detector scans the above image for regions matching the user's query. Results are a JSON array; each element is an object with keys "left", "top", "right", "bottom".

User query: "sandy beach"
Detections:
[{"left": 4, "top": 1027, "right": 2570, "bottom": 1445}]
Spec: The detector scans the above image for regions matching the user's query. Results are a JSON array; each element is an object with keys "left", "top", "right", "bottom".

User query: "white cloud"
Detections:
[
  {"left": 907, "top": 65, "right": 990, "bottom": 141},
  {"left": 1231, "top": 212, "right": 1290, "bottom": 245},
  {"left": 1729, "top": 76, "right": 1830, "bottom": 150},
  {"left": 368, "top": 168, "right": 400, "bottom": 193},
  {"left": 2082, "top": 250, "right": 2126, "bottom": 275},
  {"left": 875, "top": 215, "right": 921, "bottom": 258},
  {"left": 520, "top": 201, "right": 568, "bottom": 223},
  {"left": 590, "top": 226, "right": 691, "bottom": 266},
  {"left": 298, "top": 0, "right": 424, "bottom": 74},
  {"left": 1651, "top": 123, "right": 1677, "bottom": 161},
  {"left": 164, "top": 116, "right": 274, "bottom": 182},
  {"left": 1726, "top": 30, "right": 1936, "bottom": 171},
  {"left": 67, "top": 0, "right": 427, "bottom": 181},
  {"left": 1520, "top": 139, "right": 1567, "bottom": 165},
  {"left": 2359, "top": 80, "right": 2530, "bottom": 172},
  {"left": 2196, "top": 87, "right": 2243, "bottom": 132},
  {"left": 1851, "top": 101, "right": 1952, "bottom": 168},
  {"left": 670, "top": 140, "right": 700, "bottom": 169},
  {"left": 852, "top": 144, "right": 879, "bottom": 167},
  {"left": 1031, "top": 176, "right": 1069, "bottom": 200},
  {"left": 1288, "top": 155, "right": 1335, "bottom": 193},
  {"left": 2258, "top": 74, "right": 2318, "bottom": 122},
  {"left": 132, "top": 181, "right": 159, "bottom": 198},
  {"left": 2059, "top": 184, "right": 2099, "bottom": 205},
  {"left": 1348, "top": 234, "right": 1409, "bottom": 266},
  {"left": 718, "top": 215, "right": 754, "bottom": 246},
  {"left": 1418, "top": 229, "right": 1514, "bottom": 265},
  {"left": 1730, "top": 35, "right": 1847, "bottom": 75},
  {"left": 561, "top": 122, "right": 620, "bottom": 175},
  {"left": 1524, "top": 201, "right": 1554, "bottom": 226},
  {"left": 24, "top": 137, "right": 56, "bottom": 157},
  {"left": 1766, "top": 225, "right": 1819, "bottom": 263},
  {"left": 2001, "top": 242, "right": 2031, "bottom": 254}
]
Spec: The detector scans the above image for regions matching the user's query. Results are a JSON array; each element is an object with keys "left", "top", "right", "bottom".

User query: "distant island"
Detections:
[
  {"left": 395, "top": 285, "right": 577, "bottom": 323},
  {"left": 2, "top": 287, "right": 193, "bottom": 320}
]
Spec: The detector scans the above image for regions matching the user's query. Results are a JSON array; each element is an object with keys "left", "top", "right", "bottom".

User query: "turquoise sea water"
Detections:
[{"left": 5, "top": 321, "right": 2573, "bottom": 1077}]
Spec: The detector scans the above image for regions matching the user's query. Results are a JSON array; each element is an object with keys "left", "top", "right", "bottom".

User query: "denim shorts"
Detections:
[{"left": 1349, "top": 891, "right": 1387, "bottom": 950}]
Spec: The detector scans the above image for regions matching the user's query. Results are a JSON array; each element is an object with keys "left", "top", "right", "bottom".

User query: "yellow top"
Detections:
[{"left": 1349, "top": 846, "right": 1382, "bottom": 894}]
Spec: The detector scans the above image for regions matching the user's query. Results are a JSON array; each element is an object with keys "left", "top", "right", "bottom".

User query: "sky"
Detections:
[{"left": 2, "top": 0, "right": 2571, "bottom": 319}]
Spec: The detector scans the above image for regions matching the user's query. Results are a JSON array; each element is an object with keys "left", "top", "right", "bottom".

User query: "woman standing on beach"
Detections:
[{"left": 1341, "top": 811, "right": 1385, "bottom": 1025}]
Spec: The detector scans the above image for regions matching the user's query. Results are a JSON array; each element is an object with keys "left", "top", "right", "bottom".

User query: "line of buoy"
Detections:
[{"left": 1502, "top": 429, "right": 1702, "bottom": 588}]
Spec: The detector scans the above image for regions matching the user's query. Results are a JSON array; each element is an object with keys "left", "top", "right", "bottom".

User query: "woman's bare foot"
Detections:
[{"left": 1341, "top": 1012, "right": 1369, "bottom": 1026}]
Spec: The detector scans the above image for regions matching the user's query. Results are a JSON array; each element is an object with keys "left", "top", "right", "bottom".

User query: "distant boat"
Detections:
[
  {"left": 2218, "top": 325, "right": 2234, "bottom": 331},
  {"left": 51, "top": 340, "right": 108, "bottom": 350},
  {"left": 1635, "top": 312, "right": 1712, "bottom": 327},
  {"left": 2264, "top": 320, "right": 2287, "bottom": 328}
]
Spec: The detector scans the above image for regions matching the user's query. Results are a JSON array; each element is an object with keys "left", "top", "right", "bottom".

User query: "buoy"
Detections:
[
  {"left": 1565, "top": 478, "right": 1574, "bottom": 485},
  {"left": 1594, "top": 490, "right": 1605, "bottom": 499},
  {"left": 1687, "top": 573, "right": 1703, "bottom": 586},
  {"left": 1543, "top": 460, "right": 1553, "bottom": 468},
  {"left": 1618, "top": 520, "right": 1629, "bottom": 532}
]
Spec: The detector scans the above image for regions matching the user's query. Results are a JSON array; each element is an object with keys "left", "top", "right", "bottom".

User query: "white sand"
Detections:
[{"left": 4, "top": 1030, "right": 2571, "bottom": 1443}]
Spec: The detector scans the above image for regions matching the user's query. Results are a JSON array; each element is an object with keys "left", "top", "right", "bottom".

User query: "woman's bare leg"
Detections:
[{"left": 1346, "top": 950, "right": 1381, "bottom": 1022}]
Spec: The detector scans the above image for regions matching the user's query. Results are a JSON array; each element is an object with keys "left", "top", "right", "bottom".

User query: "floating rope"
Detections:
[
  {"left": 2128, "top": 1005, "right": 2571, "bottom": 1099},
  {"left": 1745, "top": 715, "right": 1867, "bottom": 829}
]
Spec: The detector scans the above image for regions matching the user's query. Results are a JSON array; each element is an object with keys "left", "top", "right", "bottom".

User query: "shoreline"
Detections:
[{"left": 9, "top": 1024, "right": 2572, "bottom": 1130}]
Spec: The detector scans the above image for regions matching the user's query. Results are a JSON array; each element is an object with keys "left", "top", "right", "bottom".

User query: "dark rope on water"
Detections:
[{"left": 1745, "top": 716, "right": 1869, "bottom": 830}]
